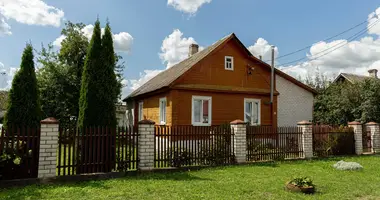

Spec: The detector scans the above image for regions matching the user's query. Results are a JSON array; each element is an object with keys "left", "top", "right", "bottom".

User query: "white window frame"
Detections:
[
  {"left": 159, "top": 97, "right": 167, "bottom": 125},
  {"left": 138, "top": 101, "right": 143, "bottom": 121},
  {"left": 225, "top": 56, "right": 234, "bottom": 71},
  {"left": 244, "top": 98, "right": 261, "bottom": 126},
  {"left": 191, "top": 96, "right": 212, "bottom": 126}
]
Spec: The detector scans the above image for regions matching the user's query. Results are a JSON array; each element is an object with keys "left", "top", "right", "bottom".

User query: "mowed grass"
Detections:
[{"left": 1, "top": 155, "right": 380, "bottom": 200}]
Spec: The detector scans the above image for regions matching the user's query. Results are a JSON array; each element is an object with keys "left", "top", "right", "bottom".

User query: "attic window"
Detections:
[{"left": 225, "top": 56, "right": 234, "bottom": 71}]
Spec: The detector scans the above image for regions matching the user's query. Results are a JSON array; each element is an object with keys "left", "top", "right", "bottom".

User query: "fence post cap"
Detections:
[
  {"left": 366, "top": 122, "right": 378, "bottom": 125},
  {"left": 40, "top": 117, "right": 59, "bottom": 124},
  {"left": 138, "top": 119, "right": 155, "bottom": 125},
  {"left": 348, "top": 121, "right": 361, "bottom": 125},
  {"left": 297, "top": 120, "right": 312, "bottom": 125},
  {"left": 230, "top": 119, "right": 246, "bottom": 125}
]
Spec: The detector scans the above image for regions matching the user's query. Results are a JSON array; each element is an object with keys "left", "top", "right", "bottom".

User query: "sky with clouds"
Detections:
[{"left": 1, "top": 0, "right": 380, "bottom": 99}]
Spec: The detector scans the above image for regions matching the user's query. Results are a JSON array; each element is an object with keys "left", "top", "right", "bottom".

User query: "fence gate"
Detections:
[
  {"left": 0, "top": 126, "right": 41, "bottom": 180},
  {"left": 362, "top": 125, "right": 372, "bottom": 153}
]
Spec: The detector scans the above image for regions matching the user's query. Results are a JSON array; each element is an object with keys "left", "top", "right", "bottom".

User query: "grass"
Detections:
[{"left": 2, "top": 155, "right": 380, "bottom": 200}]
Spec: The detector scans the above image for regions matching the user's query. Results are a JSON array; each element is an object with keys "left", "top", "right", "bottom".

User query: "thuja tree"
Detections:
[
  {"left": 4, "top": 44, "right": 41, "bottom": 128},
  {"left": 78, "top": 19, "right": 103, "bottom": 128},
  {"left": 77, "top": 19, "right": 119, "bottom": 173}
]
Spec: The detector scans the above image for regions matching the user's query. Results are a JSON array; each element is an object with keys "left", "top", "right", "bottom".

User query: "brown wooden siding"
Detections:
[
  {"left": 171, "top": 89, "right": 277, "bottom": 126},
  {"left": 174, "top": 39, "right": 277, "bottom": 93},
  {"left": 134, "top": 92, "right": 173, "bottom": 125}
]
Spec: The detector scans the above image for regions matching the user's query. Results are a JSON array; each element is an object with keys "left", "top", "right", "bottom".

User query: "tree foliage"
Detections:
[
  {"left": 4, "top": 44, "right": 41, "bottom": 127},
  {"left": 78, "top": 19, "right": 118, "bottom": 128},
  {"left": 37, "top": 21, "right": 125, "bottom": 127},
  {"left": 314, "top": 78, "right": 380, "bottom": 125}
]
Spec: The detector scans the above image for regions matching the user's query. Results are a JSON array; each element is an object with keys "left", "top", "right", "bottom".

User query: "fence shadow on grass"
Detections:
[{"left": 134, "top": 172, "right": 212, "bottom": 181}]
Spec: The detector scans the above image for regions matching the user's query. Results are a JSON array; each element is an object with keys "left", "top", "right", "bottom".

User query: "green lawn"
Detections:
[{"left": 2, "top": 155, "right": 380, "bottom": 200}]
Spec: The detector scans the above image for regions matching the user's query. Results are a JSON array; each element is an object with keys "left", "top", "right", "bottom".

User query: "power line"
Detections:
[
  {"left": 278, "top": 17, "right": 380, "bottom": 68},
  {"left": 263, "top": 15, "right": 377, "bottom": 62}
]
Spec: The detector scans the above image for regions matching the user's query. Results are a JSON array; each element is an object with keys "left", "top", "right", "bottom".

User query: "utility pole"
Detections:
[{"left": 270, "top": 46, "right": 275, "bottom": 103}]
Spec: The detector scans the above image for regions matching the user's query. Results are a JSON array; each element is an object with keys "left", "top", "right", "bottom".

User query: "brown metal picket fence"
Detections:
[
  {"left": 57, "top": 126, "right": 138, "bottom": 176},
  {"left": 246, "top": 126, "right": 303, "bottom": 162},
  {"left": 0, "top": 126, "right": 40, "bottom": 180},
  {"left": 154, "top": 125, "right": 235, "bottom": 168}
]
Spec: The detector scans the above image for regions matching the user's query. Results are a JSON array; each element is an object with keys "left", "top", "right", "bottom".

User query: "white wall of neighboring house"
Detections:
[{"left": 276, "top": 75, "right": 314, "bottom": 126}]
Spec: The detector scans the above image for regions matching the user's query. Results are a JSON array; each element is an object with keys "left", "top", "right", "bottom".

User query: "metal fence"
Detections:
[
  {"left": 57, "top": 126, "right": 138, "bottom": 176},
  {"left": 246, "top": 126, "right": 303, "bottom": 162},
  {"left": 154, "top": 125, "right": 235, "bottom": 168},
  {"left": 0, "top": 126, "right": 40, "bottom": 180},
  {"left": 312, "top": 125, "right": 355, "bottom": 157}
]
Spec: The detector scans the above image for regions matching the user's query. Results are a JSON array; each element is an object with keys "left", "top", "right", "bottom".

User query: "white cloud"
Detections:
[
  {"left": 53, "top": 24, "right": 133, "bottom": 53},
  {"left": 168, "top": 0, "right": 211, "bottom": 14},
  {"left": 0, "top": 17, "right": 11, "bottom": 36},
  {"left": 0, "top": 62, "right": 17, "bottom": 90},
  {"left": 248, "top": 38, "right": 278, "bottom": 63},
  {"left": 129, "top": 70, "right": 163, "bottom": 91},
  {"left": 275, "top": 7, "right": 380, "bottom": 80},
  {"left": 159, "top": 29, "right": 200, "bottom": 68},
  {"left": 0, "top": 0, "right": 64, "bottom": 29}
]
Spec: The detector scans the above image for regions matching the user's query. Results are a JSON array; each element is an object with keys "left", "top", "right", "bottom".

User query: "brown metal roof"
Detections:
[{"left": 124, "top": 33, "right": 317, "bottom": 101}]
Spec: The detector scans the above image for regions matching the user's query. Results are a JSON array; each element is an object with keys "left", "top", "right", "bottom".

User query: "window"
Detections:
[
  {"left": 225, "top": 56, "right": 234, "bottom": 70},
  {"left": 138, "top": 101, "right": 143, "bottom": 121},
  {"left": 192, "top": 96, "right": 212, "bottom": 126},
  {"left": 244, "top": 98, "right": 261, "bottom": 125},
  {"left": 159, "top": 97, "right": 167, "bottom": 125}
]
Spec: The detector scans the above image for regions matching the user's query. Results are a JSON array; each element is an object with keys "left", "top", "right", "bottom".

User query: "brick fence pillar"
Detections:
[
  {"left": 366, "top": 122, "right": 380, "bottom": 153},
  {"left": 138, "top": 119, "right": 155, "bottom": 171},
  {"left": 38, "top": 117, "right": 59, "bottom": 178},
  {"left": 348, "top": 121, "right": 363, "bottom": 155},
  {"left": 297, "top": 121, "right": 313, "bottom": 159},
  {"left": 230, "top": 119, "right": 247, "bottom": 163}
]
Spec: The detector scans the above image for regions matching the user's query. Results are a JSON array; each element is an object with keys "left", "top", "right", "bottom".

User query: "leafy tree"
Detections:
[
  {"left": 37, "top": 21, "right": 125, "bottom": 127},
  {"left": 4, "top": 44, "right": 41, "bottom": 127},
  {"left": 313, "top": 78, "right": 380, "bottom": 125}
]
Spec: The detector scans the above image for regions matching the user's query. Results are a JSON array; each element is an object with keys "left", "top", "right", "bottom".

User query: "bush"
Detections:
[
  {"left": 167, "top": 148, "right": 192, "bottom": 168},
  {"left": 333, "top": 160, "right": 363, "bottom": 171},
  {"left": 200, "top": 132, "right": 235, "bottom": 166},
  {"left": 0, "top": 140, "right": 33, "bottom": 180}
]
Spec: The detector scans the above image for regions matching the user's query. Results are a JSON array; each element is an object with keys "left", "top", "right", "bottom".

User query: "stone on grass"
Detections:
[{"left": 333, "top": 160, "right": 363, "bottom": 171}]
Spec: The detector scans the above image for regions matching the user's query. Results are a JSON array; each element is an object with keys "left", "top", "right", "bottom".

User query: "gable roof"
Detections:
[
  {"left": 333, "top": 73, "right": 370, "bottom": 83},
  {"left": 124, "top": 33, "right": 317, "bottom": 101}
]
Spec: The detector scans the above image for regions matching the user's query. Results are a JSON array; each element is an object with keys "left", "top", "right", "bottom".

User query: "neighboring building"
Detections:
[
  {"left": 116, "top": 103, "right": 128, "bottom": 127},
  {"left": 123, "top": 33, "right": 317, "bottom": 127},
  {"left": 333, "top": 69, "right": 378, "bottom": 84}
]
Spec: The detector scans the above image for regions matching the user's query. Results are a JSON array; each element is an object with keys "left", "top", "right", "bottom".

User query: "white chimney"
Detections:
[
  {"left": 189, "top": 44, "right": 199, "bottom": 57},
  {"left": 368, "top": 69, "right": 378, "bottom": 78}
]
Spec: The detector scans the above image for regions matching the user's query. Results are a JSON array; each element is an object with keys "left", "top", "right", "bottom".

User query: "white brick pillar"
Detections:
[
  {"left": 38, "top": 117, "right": 59, "bottom": 178},
  {"left": 138, "top": 119, "right": 155, "bottom": 171},
  {"left": 230, "top": 119, "right": 247, "bottom": 163},
  {"left": 348, "top": 121, "right": 363, "bottom": 155},
  {"left": 366, "top": 122, "right": 380, "bottom": 153},
  {"left": 297, "top": 121, "right": 313, "bottom": 159}
]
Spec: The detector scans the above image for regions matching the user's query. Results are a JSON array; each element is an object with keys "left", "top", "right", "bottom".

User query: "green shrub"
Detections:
[
  {"left": 167, "top": 148, "right": 192, "bottom": 167},
  {"left": 0, "top": 140, "right": 32, "bottom": 180}
]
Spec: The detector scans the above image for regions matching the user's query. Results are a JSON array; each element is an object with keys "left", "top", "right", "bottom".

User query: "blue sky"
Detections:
[{"left": 1, "top": 0, "right": 380, "bottom": 97}]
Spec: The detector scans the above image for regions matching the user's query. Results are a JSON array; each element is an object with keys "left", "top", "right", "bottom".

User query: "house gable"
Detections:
[{"left": 172, "top": 38, "right": 275, "bottom": 93}]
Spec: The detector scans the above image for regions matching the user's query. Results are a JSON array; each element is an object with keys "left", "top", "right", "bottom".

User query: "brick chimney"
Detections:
[
  {"left": 368, "top": 69, "right": 378, "bottom": 78},
  {"left": 189, "top": 44, "right": 199, "bottom": 57}
]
